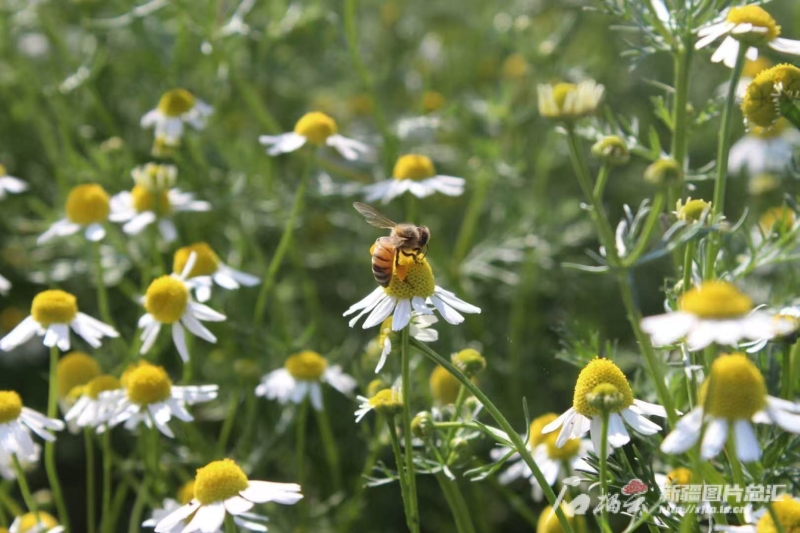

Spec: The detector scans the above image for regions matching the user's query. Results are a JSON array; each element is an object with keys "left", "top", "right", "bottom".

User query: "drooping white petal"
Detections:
[
  {"left": 733, "top": 420, "right": 761, "bottom": 463},
  {"left": 700, "top": 417, "right": 729, "bottom": 459}
]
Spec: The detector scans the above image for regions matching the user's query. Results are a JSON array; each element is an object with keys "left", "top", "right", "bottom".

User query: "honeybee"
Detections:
[{"left": 353, "top": 202, "right": 431, "bottom": 287}]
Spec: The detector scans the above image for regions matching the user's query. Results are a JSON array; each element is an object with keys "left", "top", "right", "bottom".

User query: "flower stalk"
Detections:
[{"left": 45, "top": 346, "right": 70, "bottom": 530}]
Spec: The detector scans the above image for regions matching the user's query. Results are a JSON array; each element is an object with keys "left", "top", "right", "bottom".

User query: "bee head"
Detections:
[{"left": 417, "top": 226, "right": 430, "bottom": 247}]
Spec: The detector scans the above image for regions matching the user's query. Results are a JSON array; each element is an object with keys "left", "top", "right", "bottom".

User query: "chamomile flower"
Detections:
[
  {"left": 0, "top": 165, "right": 27, "bottom": 200},
  {"left": 741, "top": 64, "right": 800, "bottom": 129},
  {"left": 154, "top": 459, "right": 302, "bottom": 533},
  {"left": 363, "top": 154, "right": 465, "bottom": 204},
  {"left": 493, "top": 413, "right": 592, "bottom": 501},
  {"left": 542, "top": 358, "right": 667, "bottom": 458},
  {"left": 0, "top": 391, "right": 64, "bottom": 461},
  {"left": 64, "top": 375, "right": 121, "bottom": 430},
  {"left": 715, "top": 495, "right": 800, "bottom": 532},
  {"left": 662, "top": 353, "right": 800, "bottom": 463},
  {"left": 0, "top": 444, "right": 39, "bottom": 481},
  {"left": 37, "top": 184, "right": 111, "bottom": 244},
  {"left": 55, "top": 351, "right": 100, "bottom": 428},
  {"left": 640, "top": 281, "right": 792, "bottom": 351},
  {"left": 255, "top": 351, "right": 357, "bottom": 411},
  {"left": 102, "top": 361, "right": 218, "bottom": 438},
  {"left": 0, "top": 290, "right": 118, "bottom": 352},
  {"left": 9, "top": 512, "right": 64, "bottom": 533},
  {"left": 172, "top": 243, "right": 260, "bottom": 303},
  {"left": 109, "top": 171, "right": 211, "bottom": 243},
  {"left": 138, "top": 252, "right": 226, "bottom": 362},
  {"left": 258, "top": 111, "right": 369, "bottom": 160},
  {"left": 742, "top": 305, "right": 800, "bottom": 353},
  {"left": 729, "top": 119, "right": 800, "bottom": 175},
  {"left": 429, "top": 365, "right": 463, "bottom": 405},
  {"left": 537, "top": 80, "right": 604, "bottom": 120},
  {"left": 354, "top": 388, "right": 403, "bottom": 423},
  {"left": 344, "top": 253, "right": 480, "bottom": 331},
  {"left": 375, "top": 314, "right": 438, "bottom": 373},
  {"left": 140, "top": 89, "right": 212, "bottom": 146},
  {"left": 145, "top": 481, "right": 243, "bottom": 533},
  {"left": 695, "top": 5, "right": 800, "bottom": 68}
]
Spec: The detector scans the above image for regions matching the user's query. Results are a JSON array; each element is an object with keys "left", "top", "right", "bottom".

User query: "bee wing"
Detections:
[
  {"left": 353, "top": 202, "right": 397, "bottom": 229},
  {"left": 379, "top": 235, "right": 406, "bottom": 248}
]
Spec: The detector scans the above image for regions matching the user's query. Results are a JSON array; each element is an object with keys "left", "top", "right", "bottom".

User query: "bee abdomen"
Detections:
[{"left": 372, "top": 243, "right": 395, "bottom": 287}]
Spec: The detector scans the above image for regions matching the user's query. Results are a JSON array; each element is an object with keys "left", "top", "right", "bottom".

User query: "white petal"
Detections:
[
  {"left": 184, "top": 502, "right": 226, "bottom": 533},
  {"left": 391, "top": 299, "right": 412, "bottom": 331},
  {"left": 700, "top": 417, "right": 728, "bottom": 459},
  {"left": 154, "top": 502, "right": 200, "bottom": 532},
  {"left": 172, "top": 323, "right": 190, "bottom": 362},
  {"left": 661, "top": 408, "right": 703, "bottom": 455},
  {"left": 85, "top": 223, "right": 106, "bottom": 242},
  {"left": 224, "top": 496, "right": 254, "bottom": 515},
  {"left": 241, "top": 481, "right": 303, "bottom": 505},
  {"left": 733, "top": 420, "right": 761, "bottom": 463},
  {"left": 0, "top": 316, "right": 39, "bottom": 351}
]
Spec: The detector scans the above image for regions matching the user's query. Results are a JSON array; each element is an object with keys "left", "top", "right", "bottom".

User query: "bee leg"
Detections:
[{"left": 415, "top": 245, "right": 429, "bottom": 261}]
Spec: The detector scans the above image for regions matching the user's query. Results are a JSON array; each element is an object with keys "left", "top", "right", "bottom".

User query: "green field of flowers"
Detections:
[{"left": 2, "top": 0, "right": 800, "bottom": 532}]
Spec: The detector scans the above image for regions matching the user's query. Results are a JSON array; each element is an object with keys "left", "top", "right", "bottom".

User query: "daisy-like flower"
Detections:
[
  {"left": 344, "top": 253, "right": 480, "bottom": 331},
  {"left": 641, "top": 281, "right": 794, "bottom": 351},
  {"left": 542, "top": 358, "right": 667, "bottom": 458},
  {"left": 537, "top": 80, "right": 604, "bottom": 120},
  {"left": 695, "top": 5, "right": 800, "bottom": 68},
  {"left": 0, "top": 290, "right": 118, "bottom": 352},
  {"left": 0, "top": 390, "right": 64, "bottom": 461},
  {"left": 55, "top": 351, "right": 100, "bottom": 428},
  {"left": 741, "top": 64, "right": 800, "bottom": 129},
  {"left": 258, "top": 111, "right": 369, "bottom": 160},
  {"left": 64, "top": 375, "right": 121, "bottom": 430},
  {"left": 144, "top": 480, "right": 246, "bottom": 533},
  {"left": 0, "top": 443, "right": 39, "bottom": 481},
  {"left": 354, "top": 387, "right": 403, "bottom": 423},
  {"left": 675, "top": 197, "right": 712, "bottom": 224},
  {"left": 429, "top": 364, "right": 464, "bottom": 406},
  {"left": 102, "top": 361, "right": 217, "bottom": 438},
  {"left": 661, "top": 353, "right": 800, "bottom": 463},
  {"left": 172, "top": 242, "right": 260, "bottom": 303},
  {"left": 255, "top": 350, "right": 357, "bottom": 411},
  {"left": 363, "top": 154, "right": 465, "bottom": 204},
  {"left": 0, "top": 164, "right": 27, "bottom": 201},
  {"left": 374, "top": 314, "right": 438, "bottom": 373},
  {"left": 138, "top": 252, "right": 226, "bottom": 362},
  {"left": 9, "top": 512, "right": 65, "bottom": 533},
  {"left": 141, "top": 89, "right": 212, "bottom": 146},
  {"left": 109, "top": 166, "right": 210, "bottom": 243},
  {"left": 729, "top": 119, "right": 800, "bottom": 175},
  {"left": 715, "top": 495, "right": 800, "bottom": 532},
  {"left": 154, "top": 459, "right": 302, "bottom": 533},
  {"left": 493, "top": 413, "right": 592, "bottom": 501},
  {"left": 37, "top": 184, "right": 111, "bottom": 244},
  {"left": 537, "top": 504, "right": 583, "bottom": 533}
]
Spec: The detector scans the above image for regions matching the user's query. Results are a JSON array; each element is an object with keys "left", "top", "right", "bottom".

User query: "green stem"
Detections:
[
  {"left": 45, "top": 346, "right": 70, "bottom": 530},
  {"left": 85, "top": 430, "right": 96, "bottom": 533},
  {"left": 444, "top": 385, "right": 468, "bottom": 448},
  {"left": 780, "top": 100, "right": 800, "bottom": 132},
  {"left": 127, "top": 479, "right": 147, "bottom": 533},
  {"left": 295, "top": 398, "right": 309, "bottom": 529},
  {"left": 225, "top": 515, "right": 236, "bottom": 533},
  {"left": 767, "top": 501, "right": 788, "bottom": 533},
  {"left": 726, "top": 435, "right": 747, "bottom": 524},
  {"left": 101, "top": 431, "right": 112, "bottom": 533},
  {"left": 435, "top": 474, "right": 477, "bottom": 533},
  {"left": 668, "top": 38, "right": 693, "bottom": 211},
  {"left": 705, "top": 46, "right": 747, "bottom": 279},
  {"left": 782, "top": 344, "right": 794, "bottom": 399},
  {"left": 216, "top": 393, "right": 239, "bottom": 456},
  {"left": 410, "top": 339, "right": 575, "bottom": 533},
  {"left": 621, "top": 193, "right": 666, "bottom": 266},
  {"left": 616, "top": 273, "right": 679, "bottom": 427},
  {"left": 253, "top": 156, "right": 312, "bottom": 327},
  {"left": 92, "top": 241, "right": 113, "bottom": 327},
  {"left": 598, "top": 413, "right": 611, "bottom": 533},
  {"left": 387, "top": 418, "right": 414, "bottom": 532},
  {"left": 593, "top": 162, "right": 611, "bottom": 200},
  {"left": 400, "top": 327, "right": 420, "bottom": 533},
  {"left": 682, "top": 240, "right": 695, "bottom": 292},
  {"left": 12, "top": 455, "right": 39, "bottom": 518},
  {"left": 314, "top": 406, "right": 343, "bottom": 492}
]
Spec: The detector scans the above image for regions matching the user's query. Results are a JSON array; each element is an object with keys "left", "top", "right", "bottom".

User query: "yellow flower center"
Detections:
[
  {"left": 726, "top": 6, "right": 781, "bottom": 45},
  {"left": 760, "top": 206, "right": 796, "bottom": 234},
  {"left": 31, "top": 290, "right": 78, "bottom": 326},
  {"left": 157, "top": 89, "right": 196, "bottom": 117},
  {"left": 125, "top": 363, "right": 172, "bottom": 406},
  {"left": 572, "top": 358, "right": 634, "bottom": 417},
  {"left": 537, "top": 505, "right": 575, "bottom": 533},
  {"left": 743, "top": 57, "right": 773, "bottom": 79},
  {"left": 17, "top": 512, "right": 59, "bottom": 533},
  {"left": 393, "top": 154, "right": 437, "bottom": 181},
  {"left": 530, "top": 413, "right": 581, "bottom": 460},
  {"left": 131, "top": 184, "right": 171, "bottom": 215},
  {"left": 382, "top": 254, "right": 436, "bottom": 300},
  {"left": 57, "top": 352, "right": 100, "bottom": 399},
  {"left": 194, "top": 459, "right": 249, "bottom": 505},
  {"left": 502, "top": 53, "right": 528, "bottom": 80},
  {"left": 552, "top": 83, "right": 577, "bottom": 110},
  {"left": 85, "top": 375, "right": 121, "bottom": 399},
  {"left": 0, "top": 391, "right": 22, "bottom": 424},
  {"left": 65, "top": 184, "right": 110, "bottom": 225},
  {"left": 173, "top": 243, "right": 220, "bottom": 277},
  {"left": 751, "top": 118, "right": 789, "bottom": 139},
  {"left": 702, "top": 353, "right": 766, "bottom": 419},
  {"left": 676, "top": 198, "right": 711, "bottom": 223},
  {"left": 666, "top": 467, "right": 693, "bottom": 487},
  {"left": 0, "top": 164, "right": 5, "bottom": 177},
  {"left": 429, "top": 365, "right": 461, "bottom": 405},
  {"left": 366, "top": 379, "right": 386, "bottom": 399},
  {"left": 422, "top": 91, "right": 446, "bottom": 113},
  {"left": 132, "top": 163, "right": 177, "bottom": 191},
  {"left": 177, "top": 480, "right": 196, "bottom": 505},
  {"left": 144, "top": 276, "right": 189, "bottom": 324},
  {"left": 742, "top": 64, "right": 800, "bottom": 128},
  {"left": 757, "top": 496, "right": 800, "bottom": 533},
  {"left": 679, "top": 281, "right": 753, "bottom": 319},
  {"left": 293, "top": 112, "right": 337, "bottom": 145},
  {"left": 368, "top": 388, "right": 403, "bottom": 413},
  {"left": 284, "top": 351, "right": 328, "bottom": 381}
]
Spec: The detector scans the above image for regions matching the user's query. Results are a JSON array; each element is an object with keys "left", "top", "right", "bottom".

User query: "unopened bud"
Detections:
[
  {"left": 411, "top": 411, "right": 434, "bottom": 439},
  {"left": 451, "top": 348, "right": 486, "bottom": 379},
  {"left": 591, "top": 135, "right": 629, "bottom": 166},
  {"left": 644, "top": 158, "right": 682, "bottom": 186}
]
